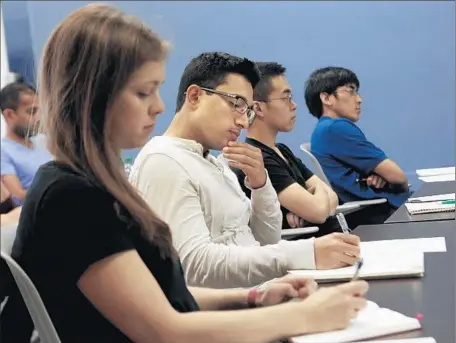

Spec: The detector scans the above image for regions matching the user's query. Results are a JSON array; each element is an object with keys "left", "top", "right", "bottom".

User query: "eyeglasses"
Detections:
[
  {"left": 333, "top": 88, "right": 360, "bottom": 96},
  {"left": 199, "top": 87, "right": 256, "bottom": 125},
  {"left": 267, "top": 93, "right": 294, "bottom": 105}
]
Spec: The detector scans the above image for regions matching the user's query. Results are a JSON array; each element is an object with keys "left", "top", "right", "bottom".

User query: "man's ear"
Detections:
[
  {"left": 186, "top": 85, "right": 202, "bottom": 106},
  {"left": 1, "top": 109, "right": 16, "bottom": 121},
  {"left": 253, "top": 101, "right": 265, "bottom": 119},
  {"left": 319, "top": 92, "right": 332, "bottom": 107}
]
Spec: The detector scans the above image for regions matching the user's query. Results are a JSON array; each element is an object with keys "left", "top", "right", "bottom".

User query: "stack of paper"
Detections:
[
  {"left": 291, "top": 301, "right": 421, "bottom": 342},
  {"left": 416, "top": 166, "right": 455, "bottom": 177},
  {"left": 289, "top": 241, "right": 424, "bottom": 282}
]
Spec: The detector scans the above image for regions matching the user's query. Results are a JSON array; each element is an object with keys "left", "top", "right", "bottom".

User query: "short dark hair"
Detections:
[
  {"left": 253, "top": 62, "right": 286, "bottom": 101},
  {"left": 0, "top": 81, "right": 36, "bottom": 112},
  {"left": 175, "top": 52, "right": 261, "bottom": 112},
  {"left": 304, "top": 67, "right": 360, "bottom": 119}
]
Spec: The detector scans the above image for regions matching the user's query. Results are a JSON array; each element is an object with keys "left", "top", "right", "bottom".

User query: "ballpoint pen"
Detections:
[
  {"left": 336, "top": 213, "right": 351, "bottom": 234},
  {"left": 351, "top": 257, "right": 364, "bottom": 281}
]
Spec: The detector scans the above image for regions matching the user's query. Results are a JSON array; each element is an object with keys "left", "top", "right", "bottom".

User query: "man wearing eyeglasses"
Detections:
[
  {"left": 234, "top": 62, "right": 342, "bottom": 236},
  {"left": 306, "top": 67, "right": 410, "bottom": 227},
  {"left": 130, "top": 53, "right": 360, "bottom": 289}
]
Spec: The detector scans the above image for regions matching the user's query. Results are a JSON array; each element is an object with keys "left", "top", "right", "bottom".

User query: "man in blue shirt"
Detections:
[
  {"left": 0, "top": 81, "right": 52, "bottom": 205},
  {"left": 306, "top": 67, "right": 410, "bottom": 226}
]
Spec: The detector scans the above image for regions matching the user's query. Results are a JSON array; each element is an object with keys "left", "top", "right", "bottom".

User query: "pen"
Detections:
[
  {"left": 408, "top": 199, "right": 455, "bottom": 204},
  {"left": 356, "top": 178, "right": 368, "bottom": 183},
  {"left": 351, "top": 257, "right": 364, "bottom": 281},
  {"left": 336, "top": 213, "right": 351, "bottom": 234}
]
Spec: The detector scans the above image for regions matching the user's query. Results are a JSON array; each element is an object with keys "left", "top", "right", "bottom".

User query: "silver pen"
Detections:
[{"left": 336, "top": 213, "right": 351, "bottom": 234}]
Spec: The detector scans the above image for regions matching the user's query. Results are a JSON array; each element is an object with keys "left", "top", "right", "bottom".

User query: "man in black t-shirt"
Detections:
[{"left": 233, "top": 62, "right": 340, "bottom": 235}]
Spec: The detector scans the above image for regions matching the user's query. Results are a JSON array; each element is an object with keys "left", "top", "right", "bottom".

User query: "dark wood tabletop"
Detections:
[
  {"left": 385, "top": 180, "right": 455, "bottom": 224},
  {"left": 353, "top": 220, "right": 455, "bottom": 342}
]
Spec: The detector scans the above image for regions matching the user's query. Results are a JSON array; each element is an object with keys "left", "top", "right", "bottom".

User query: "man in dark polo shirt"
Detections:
[{"left": 233, "top": 62, "right": 339, "bottom": 235}]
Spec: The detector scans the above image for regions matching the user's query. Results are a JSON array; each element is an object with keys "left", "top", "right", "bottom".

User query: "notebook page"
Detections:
[
  {"left": 289, "top": 248, "right": 424, "bottom": 282},
  {"left": 291, "top": 301, "right": 421, "bottom": 343},
  {"left": 360, "top": 237, "right": 446, "bottom": 253},
  {"left": 356, "top": 338, "right": 436, "bottom": 343}
]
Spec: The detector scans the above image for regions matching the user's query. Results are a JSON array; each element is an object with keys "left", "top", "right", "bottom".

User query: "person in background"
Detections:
[
  {"left": 130, "top": 52, "right": 361, "bottom": 289},
  {"left": 306, "top": 67, "right": 410, "bottom": 227},
  {"left": 0, "top": 180, "right": 21, "bottom": 223},
  {"left": 0, "top": 82, "right": 53, "bottom": 204},
  {"left": 1, "top": 5, "right": 368, "bottom": 343},
  {"left": 235, "top": 61, "right": 340, "bottom": 236}
]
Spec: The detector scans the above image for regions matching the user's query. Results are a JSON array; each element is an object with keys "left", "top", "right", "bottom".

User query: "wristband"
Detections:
[{"left": 247, "top": 288, "right": 258, "bottom": 308}]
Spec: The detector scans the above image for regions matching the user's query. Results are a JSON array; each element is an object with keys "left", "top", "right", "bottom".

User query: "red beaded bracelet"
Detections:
[{"left": 247, "top": 288, "right": 258, "bottom": 308}]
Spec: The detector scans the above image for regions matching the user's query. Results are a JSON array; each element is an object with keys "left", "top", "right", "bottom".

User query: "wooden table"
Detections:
[
  {"left": 354, "top": 220, "right": 455, "bottom": 342},
  {"left": 385, "top": 180, "right": 455, "bottom": 224}
]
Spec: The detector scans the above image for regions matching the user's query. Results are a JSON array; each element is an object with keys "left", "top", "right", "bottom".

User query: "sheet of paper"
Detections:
[
  {"left": 356, "top": 338, "right": 436, "bottom": 343},
  {"left": 416, "top": 166, "right": 455, "bottom": 177},
  {"left": 410, "top": 193, "right": 455, "bottom": 202},
  {"left": 289, "top": 249, "right": 424, "bottom": 282},
  {"left": 291, "top": 301, "right": 421, "bottom": 343},
  {"left": 419, "top": 174, "right": 455, "bottom": 182},
  {"left": 361, "top": 237, "right": 447, "bottom": 253}
]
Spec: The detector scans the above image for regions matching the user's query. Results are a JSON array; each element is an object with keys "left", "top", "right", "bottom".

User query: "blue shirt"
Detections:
[
  {"left": 1, "top": 136, "right": 53, "bottom": 204},
  {"left": 310, "top": 117, "right": 409, "bottom": 208}
]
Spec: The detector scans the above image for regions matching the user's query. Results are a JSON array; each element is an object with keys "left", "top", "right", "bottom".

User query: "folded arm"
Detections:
[{"left": 328, "top": 120, "right": 408, "bottom": 187}]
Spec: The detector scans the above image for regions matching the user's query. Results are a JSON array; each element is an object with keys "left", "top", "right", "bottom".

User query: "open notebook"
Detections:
[
  {"left": 291, "top": 301, "right": 421, "bottom": 343},
  {"left": 357, "top": 338, "right": 435, "bottom": 343},
  {"left": 405, "top": 193, "right": 455, "bottom": 215},
  {"left": 289, "top": 244, "right": 424, "bottom": 282}
]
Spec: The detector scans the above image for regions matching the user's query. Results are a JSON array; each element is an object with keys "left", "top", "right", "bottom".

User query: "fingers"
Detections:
[
  {"left": 331, "top": 232, "right": 361, "bottom": 246},
  {"left": 223, "top": 142, "right": 262, "bottom": 159},
  {"left": 340, "top": 252, "right": 358, "bottom": 266},
  {"left": 287, "top": 212, "right": 304, "bottom": 228},
  {"left": 286, "top": 212, "right": 297, "bottom": 228},
  {"left": 349, "top": 296, "right": 367, "bottom": 318},
  {"left": 335, "top": 280, "right": 369, "bottom": 297},
  {"left": 367, "top": 175, "right": 387, "bottom": 189}
]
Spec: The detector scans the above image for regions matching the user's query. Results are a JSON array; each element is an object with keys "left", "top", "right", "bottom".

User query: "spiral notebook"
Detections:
[
  {"left": 405, "top": 193, "right": 455, "bottom": 215},
  {"left": 291, "top": 301, "right": 421, "bottom": 343}
]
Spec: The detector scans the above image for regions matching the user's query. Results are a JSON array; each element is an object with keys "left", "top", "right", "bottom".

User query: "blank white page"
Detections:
[
  {"left": 360, "top": 237, "right": 446, "bottom": 253},
  {"left": 291, "top": 301, "right": 421, "bottom": 343},
  {"left": 289, "top": 246, "right": 424, "bottom": 282}
]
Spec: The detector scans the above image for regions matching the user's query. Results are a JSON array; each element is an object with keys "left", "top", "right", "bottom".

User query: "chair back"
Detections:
[{"left": 0, "top": 251, "right": 61, "bottom": 343}]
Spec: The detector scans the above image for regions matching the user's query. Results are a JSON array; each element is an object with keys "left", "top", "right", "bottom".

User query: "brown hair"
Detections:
[{"left": 39, "top": 3, "right": 175, "bottom": 258}]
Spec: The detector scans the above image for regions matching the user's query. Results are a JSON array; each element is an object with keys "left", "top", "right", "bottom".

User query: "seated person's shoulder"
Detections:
[
  {"left": 327, "top": 118, "right": 362, "bottom": 135},
  {"left": 31, "top": 162, "right": 111, "bottom": 209}
]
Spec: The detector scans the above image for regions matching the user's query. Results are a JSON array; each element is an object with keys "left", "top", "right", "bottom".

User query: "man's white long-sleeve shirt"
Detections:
[{"left": 130, "top": 136, "right": 316, "bottom": 288}]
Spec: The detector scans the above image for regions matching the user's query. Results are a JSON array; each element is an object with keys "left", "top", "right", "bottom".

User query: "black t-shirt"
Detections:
[
  {"left": 234, "top": 138, "right": 314, "bottom": 230},
  {"left": 9, "top": 161, "right": 199, "bottom": 342}
]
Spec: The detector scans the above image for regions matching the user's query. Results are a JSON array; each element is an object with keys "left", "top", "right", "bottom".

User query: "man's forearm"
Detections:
[{"left": 188, "top": 287, "right": 249, "bottom": 311}]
